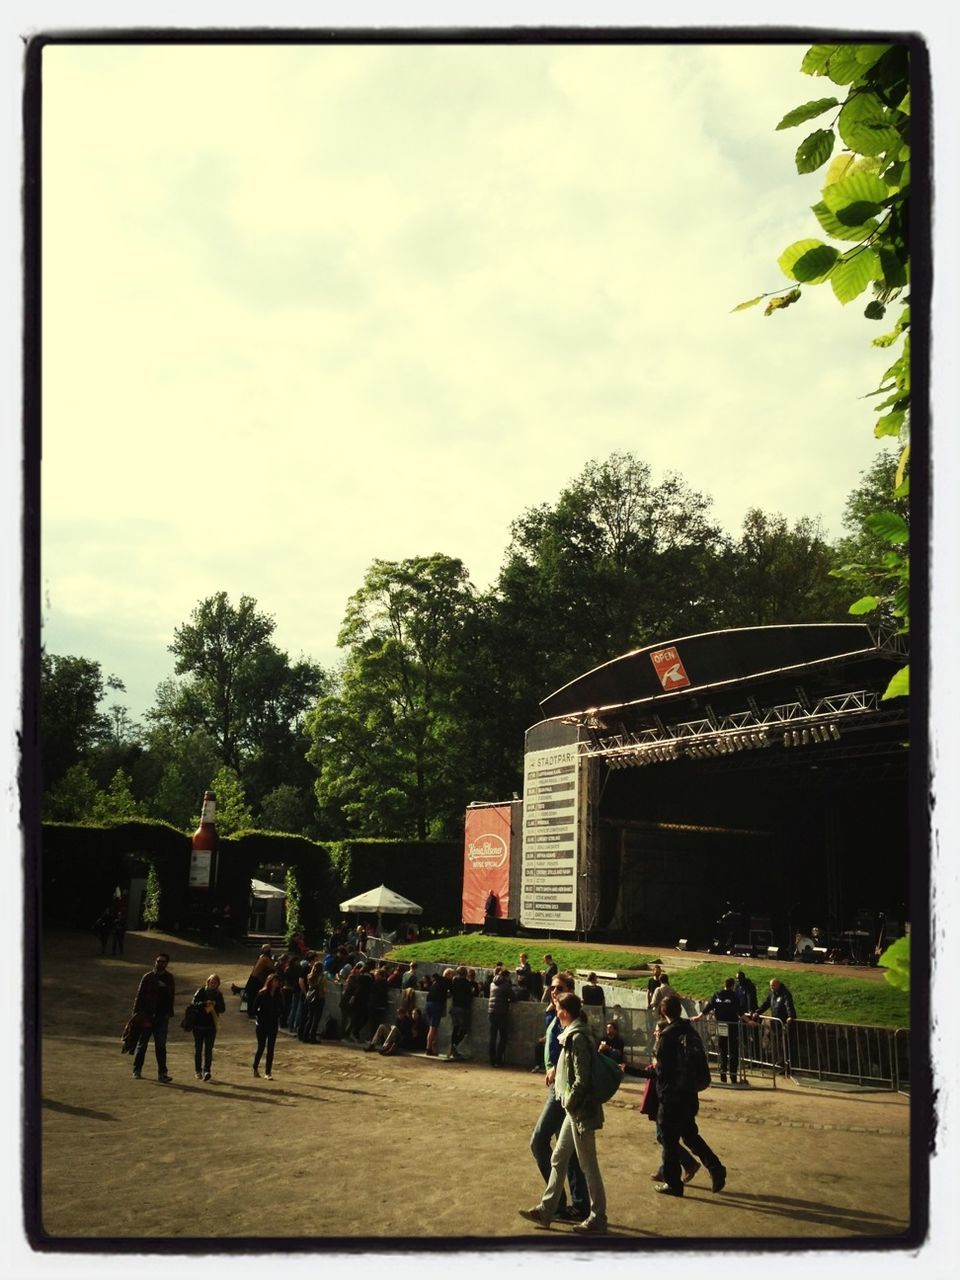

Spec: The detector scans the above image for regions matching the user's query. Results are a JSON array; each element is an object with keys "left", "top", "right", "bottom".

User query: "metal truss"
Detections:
[{"left": 579, "top": 689, "right": 905, "bottom": 769}]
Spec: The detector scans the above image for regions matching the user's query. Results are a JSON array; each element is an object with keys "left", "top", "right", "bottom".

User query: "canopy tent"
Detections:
[
  {"left": 250, "top": 878, "right": 286, "bottom": 899},
  {"left": 339, "top": 883, "right": 423, "bottom": 939}
]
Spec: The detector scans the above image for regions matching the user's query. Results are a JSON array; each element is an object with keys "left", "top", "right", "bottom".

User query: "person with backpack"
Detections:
[
  {"left": 518, "top": 992, "right": 608, "bottom": 1235},
  {"left": 653, "top": 995, "right": 726, "bottom": 1197}
]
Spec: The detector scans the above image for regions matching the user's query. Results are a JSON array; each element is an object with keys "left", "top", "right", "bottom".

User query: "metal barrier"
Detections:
[
  {"left": 894, "top": 1028, "right": 910, "bottom": 1094},
  {"left": 785, "top": 1018, "right": 901, "bottom": 1089},
  {"left": 692, "top": 1016, "right": 784, "bottom": 1088}
]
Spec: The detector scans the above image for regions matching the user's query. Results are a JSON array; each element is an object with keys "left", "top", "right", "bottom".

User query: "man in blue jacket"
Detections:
[
  {"left": 751, "top": 977, "right": 798, "bottom": 1074},
  {"left": 528, "top": 972, "right": 589, "bottom": 1221},
  {"left": 691, "top": 977, "right": 747, "bottom": 1084}
]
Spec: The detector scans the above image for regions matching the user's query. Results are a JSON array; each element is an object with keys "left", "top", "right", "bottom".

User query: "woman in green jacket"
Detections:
[{"left": 519, "top": 992, "right": 608, "bottom": 1234}]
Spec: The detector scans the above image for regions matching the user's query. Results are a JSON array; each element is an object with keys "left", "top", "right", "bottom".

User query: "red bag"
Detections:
[{"left": 639, "top": 1074, "right": 659, "bottom": 1121}]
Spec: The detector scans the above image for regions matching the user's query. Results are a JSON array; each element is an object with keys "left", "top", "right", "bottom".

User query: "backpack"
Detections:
[
  {"left": 675, "top": 1024, "right": 712, "bottom": 1092},
  {"left": 590, "top": 1044, "right": 625, "bottom": 1104}
]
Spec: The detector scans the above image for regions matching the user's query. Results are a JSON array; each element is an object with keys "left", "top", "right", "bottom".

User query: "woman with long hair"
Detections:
[
  {"left": 253, "top": 973, "right": 284, "bottom": 1080},
  {"left": 299, "top": 960, "right": 327, "bottom": 1044},
  {"left": 243, "top": 944, "right": 275, "bottom": 1019},
  {"left": 191, "top": 973, "right": 225, "bottom": 1081}
]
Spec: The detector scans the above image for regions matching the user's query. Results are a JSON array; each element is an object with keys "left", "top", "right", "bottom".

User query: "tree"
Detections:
[
  {"left": 91, "top": 768, "right": 143, "bottom": 823},
  {"left": 717, "top": 509, "right": 850, "bottom": 626},
  {"left": 42, "top": 763, "right": 99, "bottom": 822},
  {"left": 40, "top": 653, "right": 124, "bottom": 788},
  {"left": 306, "top": 555, "right": 479, "bottom": 839},
  {"left": 737, "top": 42, "right": 912, "bottom": 698},
  {"left": 139, "top": 724, "right": 222, "bottom": 830},
  {"left": 150, "top": 592, "right": 325, "bottom": 798},
  {"left": 258, "top": 783, "right": 318, "bottom": 836},
  {"left": 207, "top": 765, "right": 253, "bottom": 836}
]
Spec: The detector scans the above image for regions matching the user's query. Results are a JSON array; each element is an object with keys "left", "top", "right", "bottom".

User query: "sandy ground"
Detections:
[{"left": 35, "top": 929, "right": 913, "bottom": 1250}]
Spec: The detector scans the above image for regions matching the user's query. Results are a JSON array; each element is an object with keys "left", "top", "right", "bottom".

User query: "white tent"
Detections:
[
  {"left": 339, "top": 883, "right": 422, "bottom": 940},
  {"left": 251, "top": 878, "right": 286, "bottom": 899}
]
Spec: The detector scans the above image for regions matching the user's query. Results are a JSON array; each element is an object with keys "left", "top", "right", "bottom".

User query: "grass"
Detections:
[
  {"left": 386, "top": 936, "right": 657, "bottom": 974},
  {"left": 384, "top": 938, "right": 910, "bottom": 1029},
  {"left": 623, "top": 962, "right": 910, "bottom": 1029}
]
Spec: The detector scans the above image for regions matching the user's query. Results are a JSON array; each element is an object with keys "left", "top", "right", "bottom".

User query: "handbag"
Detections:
[
  {"left": 180, "top": 1004, "right": 201, "bottom": 1032},
  {"left": 639, "top": 1074, "right": 659, "bottom": 1121}
]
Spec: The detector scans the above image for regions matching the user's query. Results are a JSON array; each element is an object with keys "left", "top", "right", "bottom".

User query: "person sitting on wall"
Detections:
[
  {"left": 581, "top": 973, "right": 605, "bottom": 1006},
  {"left": 597, "top": 1020, "right": 626, "bottom": 1067}
]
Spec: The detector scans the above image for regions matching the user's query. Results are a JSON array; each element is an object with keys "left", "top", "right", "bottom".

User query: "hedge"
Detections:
[{"left": 40, "top": 822, "right": 462, "bottom": 939}]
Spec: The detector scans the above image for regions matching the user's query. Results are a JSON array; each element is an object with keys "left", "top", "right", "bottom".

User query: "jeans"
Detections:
[
  {"left": 301, "top": 998, "right": 325, "bottom": 1042},
  {"left": 540, "top": 1112, "right": 606, "bottom": 1226},
  {"left": 254, "top": 1025, "right": 279, "bottom": 1074},
  {"left": 530, "top": 1085, "right": 589, "bottom": 1216},
  {"left": 133, "top": 1014, "right": 169, "bottom": 1075},
  {"left": 450, "top": 1006, "right": 470, "bottom": 1048},
  {"left": 488, "top": 1011, "right": 509, "bottom": 1065},
  {"left": 288, "top": 990, "right": 303, "bottom": 1035},
  {"left": 193, "top": 1028, "right": 216, "bottom": 1075},
  {"left": 659, "top": 1093, "right": 722, "bottom": 1194}
]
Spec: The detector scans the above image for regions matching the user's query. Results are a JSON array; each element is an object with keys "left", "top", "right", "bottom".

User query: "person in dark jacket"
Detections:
[
  {"left": 425, "top": 968, "right": 453, "bottom": 1056},
  {"left": 448, "top": 965, "right": 474, "bottom": 1059},
  {"left": 691, "top": 977, "right": 747, "bottom": 1083},
  {"left": 487, "top": 969, "right": 515, "bottom": 1066},
  {"left": 130, "top": 954, "right": 175, "bottom": 1082},
  {"left": 735, "top": 969, "right": 758, "bottom": 1014},
  {"left": 253, "top": 973, "right": 284, "bottom": 1079},
  {"left": 751, "top": 977, "right": 798, "bottom": 1074},
  {"left": 191, "top": 973, "right": 226, "bottom": 1081},
  {"left": 653, "top": 995, "right": 726, "bottom": 1197},
  {"left": 581, "top": 973, "right": 605, "bottom": 1006}
]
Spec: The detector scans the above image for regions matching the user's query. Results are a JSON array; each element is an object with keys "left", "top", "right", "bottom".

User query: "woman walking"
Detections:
[
  {"left": 191, "top": 973, "right": 225, "bottom": 1081},
  {"left": 519, "top": 992, "right": 608, "bottom": 1234},
  {"left": 244, "top": 944, "right": 275, "bottom": 1019},
  {"left": 253, "top": 973, "right": 284, "bottom": 1080}
]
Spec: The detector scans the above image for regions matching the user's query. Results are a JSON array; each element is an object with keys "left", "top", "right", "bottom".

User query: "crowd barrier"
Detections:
[{"left": 322, "top": 963, "right": 909, "bottom": 1090}]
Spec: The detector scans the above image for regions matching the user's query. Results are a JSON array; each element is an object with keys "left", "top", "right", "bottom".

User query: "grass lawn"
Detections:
[
  {"left": 632, "top": 962, "right": 909, "bottom": 1028},
  {"left": 386, "top": 939, "right": 909, "bottom": 1028},
  {"left": 386, "top": 936, "right": 656, "bottom": 974}
]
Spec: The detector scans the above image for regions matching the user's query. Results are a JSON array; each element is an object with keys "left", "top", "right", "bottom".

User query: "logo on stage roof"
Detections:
[
  {"left": 467, "top": 833, "right": 508, "bottom": 869},
  {"left": 650, "top": 645, "right": 690, "bottom": 691}
]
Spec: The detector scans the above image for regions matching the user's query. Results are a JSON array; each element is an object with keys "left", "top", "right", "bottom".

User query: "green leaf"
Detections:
[
  {"left": 801, "top": 45, "right": 836, "bottom": 76},
  {"left": 811, "top": 199, "right": 879, "bottom": 242},
  {"left": 822, "top": 170, "right": 889, "bottom": 216},
  {"left": 864, "top": 300, "right": 886, "bottom": 319},
  {"left": 731, "top": 296, "right": 764, "bottom": 313},
  {"left": 882, "top": 665, "right": 909, "bottom": 700},
  {"left": 874, "top": 410, "right": 906, "bottom": 439},
  {"left": 795, "top": 128, "right": 835, "bottom": 174},
  {"left": 825, "top": 46, "right": 866, "bottom": 85},
  {"left": 892, "top": 584, "right": 910, "bottom": 618},
  {"left": 865, "top": 510, "right": 909, "bottom": 543},
  {"left": 848, "top": 595, "right": 880, "bottom": 615},
  {"left": 879, "top": 245, "right": 908, "bottom": 289},
  {"left": 895, "top": 444, "right": 910, "bottom": 491},
  {"left": 855, "top": 43, "right": 893, "bottom": 69},
  {"left": 831, "top": 247, "right": 881, "bottom": 304},
  {"left": 776, "top": 97, "right": 840, "bottom": 130},
  {"left": 839, "top": 92, "right": 902, "bottom": 155},
  {"left": 778, "top": 239, "right": 839, "bottom": 284}
]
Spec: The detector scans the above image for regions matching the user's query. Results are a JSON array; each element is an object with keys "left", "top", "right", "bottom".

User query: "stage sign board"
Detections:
[
  {"left": 462, "top": 804, "right": 512, "bottom": 924},
  {"left": 650, "top": 644, "right": 691, "bottom": 691},
  {"left": 520, "top": 743, "right": 579, "bottom": 930}
]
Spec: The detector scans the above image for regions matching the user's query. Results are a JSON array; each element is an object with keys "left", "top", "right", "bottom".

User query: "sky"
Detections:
[{"left": 39, "top": 37, "right": 901, "bottom": 722}]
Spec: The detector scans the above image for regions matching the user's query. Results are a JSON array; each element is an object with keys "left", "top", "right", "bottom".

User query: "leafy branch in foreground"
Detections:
[{"left": 736, "top": 43, "right": 911, "bottom": 701}]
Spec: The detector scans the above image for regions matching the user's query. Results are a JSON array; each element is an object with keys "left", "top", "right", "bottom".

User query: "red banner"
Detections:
[{"left": 462, "top": 805, "right": 512, "bottom": 924}]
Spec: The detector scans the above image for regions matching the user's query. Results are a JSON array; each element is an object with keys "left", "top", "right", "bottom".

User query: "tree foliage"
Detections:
[
  {"left": 305, "top": 555, "right": 479, "bottom": 840},
  {"left": 40, "top": 652, "right": 124, "bottom": 789},
  {"left": 738, "top": 42, "right": 911, "bottom": 698}
]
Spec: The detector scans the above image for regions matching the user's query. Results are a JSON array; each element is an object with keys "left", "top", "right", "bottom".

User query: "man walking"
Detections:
[
  {"left": 528, "top": 972, "right": 590, "bottom": 1222},
  {"left": 653, "top": 995, "right": 726, "bottom": 1197},
  {"left": 131, "top": 953, "right": 175, "bottom": 1082}
]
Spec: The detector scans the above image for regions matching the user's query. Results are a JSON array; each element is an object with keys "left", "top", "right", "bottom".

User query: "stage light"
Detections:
[
  {"left": 801, "top": 729, "right": 810, "bottom": 745},
  {"left": 791, "top": 730, "right": 800, "bottom": 747},
  {"left": 829, "top": 723, "right": 841, "bottom": 740},
  {"left": 783, "top": 731, "right": 790, "bottom": 747}
]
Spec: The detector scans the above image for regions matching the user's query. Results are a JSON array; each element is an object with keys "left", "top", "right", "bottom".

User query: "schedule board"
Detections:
[{"left": 520, "top": 742, "right": 579, "bottom": 930}]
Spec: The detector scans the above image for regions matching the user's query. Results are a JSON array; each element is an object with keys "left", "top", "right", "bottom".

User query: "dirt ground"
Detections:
[{"left": 35, "top": 929, "right": 914, "bottom": 1250}]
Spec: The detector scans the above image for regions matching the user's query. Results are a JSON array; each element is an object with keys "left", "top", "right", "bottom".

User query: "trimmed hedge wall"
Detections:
[{"left": 40, "top": 822, "right": 462, "bottom": 938}]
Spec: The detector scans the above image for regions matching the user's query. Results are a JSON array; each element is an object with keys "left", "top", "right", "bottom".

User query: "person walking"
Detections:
[
  {"left": 519, "top": 992, "right": 608, "bottom": 1234},
  {"left": 528, "top": 973, "right": 590, "bottom": 1223},
  {"left": 130, "top": 953, "right": 175, "bottom": 1083},
  {"left": 253, "top": 973, "right": 284, "bottom": 1080},
  {"left": 653, "top": 995, "right": 726, "bottom": 1197},
  {"left": 244, "top": 944, "right": 275, "bottom": 1019},
  {"left": 191, "top": 973, "right": 225, "bottom": 1081}
]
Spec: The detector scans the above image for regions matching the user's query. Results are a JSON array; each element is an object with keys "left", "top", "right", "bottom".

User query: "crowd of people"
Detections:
[{"left": 121, "top": 932, "right": 801, "bottom": 1236}]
